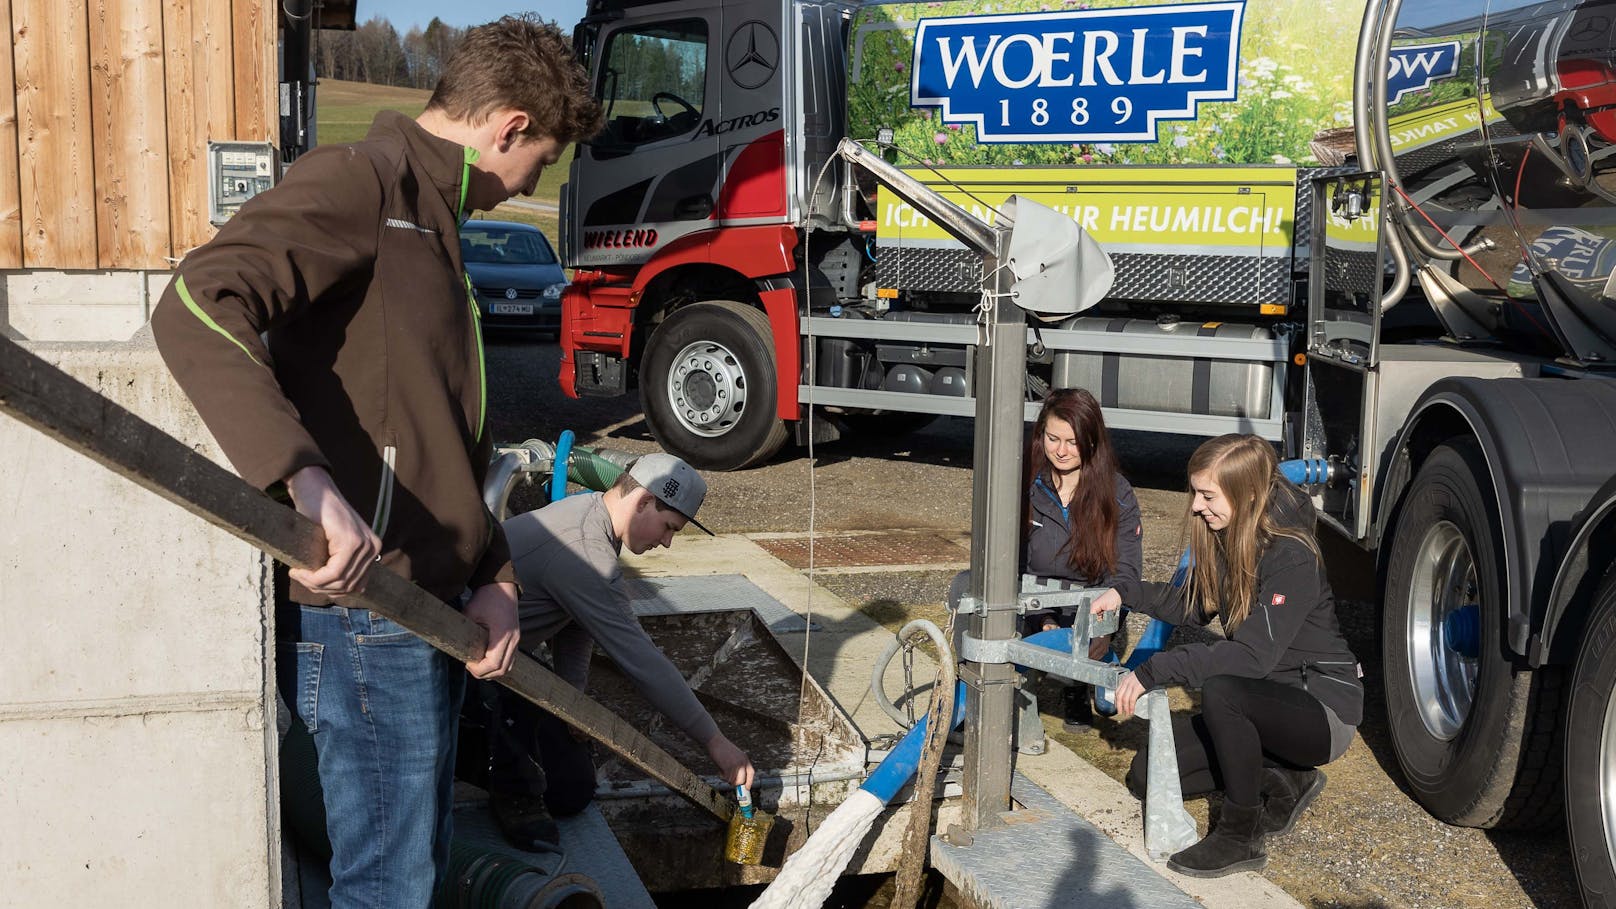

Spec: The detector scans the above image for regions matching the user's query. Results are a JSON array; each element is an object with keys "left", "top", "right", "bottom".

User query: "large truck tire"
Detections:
[
  {"left": 1567, "top": 567, "right": 1616, "bottom": 904},
  {"left": 1383, "top": 438, "right": 1564, "bottom": 829},
  {"left": 640, "top": 301, "right": 788, "bottom": 472}
]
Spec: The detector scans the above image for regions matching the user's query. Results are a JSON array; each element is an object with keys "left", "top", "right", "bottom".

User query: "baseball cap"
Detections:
[{"left": 628, "top": 452, "right": 714, "bottom": 535}]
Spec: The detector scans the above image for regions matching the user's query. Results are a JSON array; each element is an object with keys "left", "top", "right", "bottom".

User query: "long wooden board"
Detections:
[{"left": 0, "top": 334, "right": 734, "bottom": 823}]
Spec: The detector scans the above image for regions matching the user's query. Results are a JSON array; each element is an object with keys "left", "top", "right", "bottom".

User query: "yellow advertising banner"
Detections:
[
  {"left": 876, "top": 166, "right": 1299, "bottom": 252},
  {"left": 1385, "top": 95, "right": 1503, "bottom": 154}
]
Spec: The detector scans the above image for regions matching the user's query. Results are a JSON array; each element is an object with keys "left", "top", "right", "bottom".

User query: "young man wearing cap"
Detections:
[{"left": 489, "top": 453, "right": 755, "bottom": 850}]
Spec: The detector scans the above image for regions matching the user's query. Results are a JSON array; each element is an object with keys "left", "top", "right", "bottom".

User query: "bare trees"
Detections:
[{"left": 316, "top": 15, "right": 474, "bottom": 87}]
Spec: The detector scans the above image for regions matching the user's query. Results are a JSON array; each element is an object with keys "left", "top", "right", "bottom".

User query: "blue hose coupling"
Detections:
[{"left": 1279, "top": 457, "right": 1335, "bottom": 488}]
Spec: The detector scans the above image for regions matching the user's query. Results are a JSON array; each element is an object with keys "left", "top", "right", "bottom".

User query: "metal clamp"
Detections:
[
  {"left": 959, "top": 634, "right": 1126, "bottom": 689},
  {"left": 952, "top": 576, "right": 1113, "bottom": 619}
]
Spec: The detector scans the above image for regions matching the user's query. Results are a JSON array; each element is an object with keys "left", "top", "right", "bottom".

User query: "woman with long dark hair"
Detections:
[
  {"left": 1023, "top": 388, "right": 1142, "bottom": 729},
  {"left": 1090, "top": 434, "right": 1363, "bottom": 878}
]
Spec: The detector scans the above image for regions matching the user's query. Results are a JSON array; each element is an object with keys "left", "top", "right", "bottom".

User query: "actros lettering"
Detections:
[{"left": 692, "top": 107, "right": 781, "bottom": 139}]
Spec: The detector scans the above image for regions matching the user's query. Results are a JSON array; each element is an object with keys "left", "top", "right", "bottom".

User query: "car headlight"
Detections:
[{"left": 543, "top": 283, "right": 564, "bottom": 301}]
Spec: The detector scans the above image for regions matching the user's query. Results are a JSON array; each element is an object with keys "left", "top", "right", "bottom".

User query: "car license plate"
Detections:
[{"left": 490, "top": 302, "right": 533, "bottom": 315}]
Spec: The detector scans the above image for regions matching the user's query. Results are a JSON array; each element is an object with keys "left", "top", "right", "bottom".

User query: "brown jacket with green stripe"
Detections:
[{"left": 152, "top": 110, "right": 514, "bottom": 606}]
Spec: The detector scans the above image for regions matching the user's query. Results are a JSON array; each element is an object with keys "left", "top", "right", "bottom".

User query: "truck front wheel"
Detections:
[
  {"left": 1383, "top": 438, "right": 1563, "bottom": 829},
  {"left": 1567, "top": 568, "right": 1616, "bottom": 903},
  {"left": 640, "top": 301, "right": 788, "bottom": 471}
]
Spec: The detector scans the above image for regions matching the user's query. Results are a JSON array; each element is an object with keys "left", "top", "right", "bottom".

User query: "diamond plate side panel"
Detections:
[
  {"left": 1294, "top": 165, "right": 1357, "bottom": 258},
  {"left": 1323, "top": 247, "right": 1383, "bottom": 297},
  {"left": 875, "top": 246, "right": 981, "bottom": 293},
  {"left": 877, "top": 246, "right": 1291, "bottom": 306}
]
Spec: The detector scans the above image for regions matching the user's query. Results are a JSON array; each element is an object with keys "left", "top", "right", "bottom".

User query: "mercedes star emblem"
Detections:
[{"left": 726, "top": 20, "right": 779, "bottom": 90}]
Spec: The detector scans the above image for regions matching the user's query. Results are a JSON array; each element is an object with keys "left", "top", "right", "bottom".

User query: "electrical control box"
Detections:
[{"left": 207, "top": 141, "right": 277, "bottom": 225}]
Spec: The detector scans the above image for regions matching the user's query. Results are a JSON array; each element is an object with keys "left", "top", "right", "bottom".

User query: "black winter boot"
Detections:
[
  {"left": 1061, "top": 685, "right": 1094, "bottom": 732},
  {"left": 1166, "top": 799, "right": 1267, "bottom": 878},
  {"left": 1259, "top": 767, "right": 1325, "bottom": 836}
]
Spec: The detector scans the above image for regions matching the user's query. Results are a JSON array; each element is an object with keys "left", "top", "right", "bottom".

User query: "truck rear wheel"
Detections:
[
  {"left": 1567, "top": 568, "right": 1616, "bottom": 903},
  {"left": 640, "top": 301, "right": 788, "bottom": 471},
  {"left": 1383, "top": 438, "right": 1563, "bottom": 829}
]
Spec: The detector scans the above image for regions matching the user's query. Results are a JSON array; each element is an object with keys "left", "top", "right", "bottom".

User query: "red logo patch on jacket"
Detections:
[{"left": 1271, "top": 594, "right": 1286, "bottom": 606}]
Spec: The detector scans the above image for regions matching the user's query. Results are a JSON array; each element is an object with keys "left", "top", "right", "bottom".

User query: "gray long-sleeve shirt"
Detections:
[{"left": 503, "top": 493, "right": 720, "bottom": 745}]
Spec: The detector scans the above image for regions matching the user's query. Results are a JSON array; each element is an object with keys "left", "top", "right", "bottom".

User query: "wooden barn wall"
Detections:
[
  {"left": 5, "top": 0, "right": 278, "bottom": 271},
  {"left": 0, "top": 0, "right": 20, "bottom": 269},
  {"left": 165, "top": 0, "right": 238, "bottom": 257},
  {"left": 91, "top": 0, "right": 170, "bottom": 268}
]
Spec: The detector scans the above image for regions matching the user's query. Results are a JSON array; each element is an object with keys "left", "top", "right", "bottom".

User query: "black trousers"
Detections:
[
  {"left": 1128, "top": 674, "right": 1334, "bottom": 806},
  {"left": 484, "top": 682, "right": 598, "bottom": 817}
]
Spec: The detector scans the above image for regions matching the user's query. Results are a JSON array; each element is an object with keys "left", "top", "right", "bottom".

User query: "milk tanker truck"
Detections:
[{"left": 553, "top": 0, "right": 1616, "bottom": 898}]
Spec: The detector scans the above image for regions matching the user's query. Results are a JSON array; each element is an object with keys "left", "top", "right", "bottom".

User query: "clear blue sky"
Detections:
[{"left": 373, "top": 1, "right": 588, "bottom": 33}]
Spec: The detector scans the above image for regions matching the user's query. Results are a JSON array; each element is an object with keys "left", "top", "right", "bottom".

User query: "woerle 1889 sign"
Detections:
[{"left": 911, "top": 1, "right": 1247, "bottom": 143}]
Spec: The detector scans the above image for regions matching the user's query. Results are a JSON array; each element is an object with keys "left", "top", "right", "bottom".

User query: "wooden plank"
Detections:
[
  {"left": 89, "top": 0, "right": 171, "bottom": 268},
  {"left": 13, "top": 0, "right": 97, "bottom": 268},
  {"left": 0, "top": 0, "right": 21, "bottom": 267},
  {"left": 0, "top": 334, "right": 736, "bottom": 825},
  {"left": 162, "top": 0, "right": 234, "bottom": 255},
  {"left": 230, "top": 0, "right": 276, "bottom": 144}
]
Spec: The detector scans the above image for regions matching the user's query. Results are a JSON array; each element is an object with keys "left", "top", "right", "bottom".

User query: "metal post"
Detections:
[
  {"left": 960, "top": 231, "right": 1026, "bottom": 830},
  {"left": 828, "top": 137, "right": 1030, "bottom": 831}
]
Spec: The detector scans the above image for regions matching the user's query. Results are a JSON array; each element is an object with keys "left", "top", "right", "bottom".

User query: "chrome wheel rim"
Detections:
[
  {"left": 666, "top": 339, "right": 748, "bottom": 438},
  {"left": 1601, "top": 669, "right": 1616, "bottom": 874},
  {"left": 1405, "top": 520, "right": 1480, "bottom": 741}
]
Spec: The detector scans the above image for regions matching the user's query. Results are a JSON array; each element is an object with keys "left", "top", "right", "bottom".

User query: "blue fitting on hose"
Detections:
[
  {"left": 550, "top": 429, "right": 575, "bottom": 503},
  {"left": 1093, "top": 618, "right": 1174, "bottom": 715},
  {"left": 861, "top": 681, "right": 968, "bottom": 804},
  {"left": 1126, "top": 619, "right": 1174, "bottom": 671},
  {"left": 1020, "top": 627, "right": 1077, "bottom": 671},
  {"left": 1280, "top": 457, "right": 1332, "bottom": 487},
  {"left": 1443, "top": 604, "right": 1481, "bottom": 660}
]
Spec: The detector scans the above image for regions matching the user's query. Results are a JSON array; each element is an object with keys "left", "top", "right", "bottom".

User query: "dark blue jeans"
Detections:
[{"left": 278, "top": 604, "right": 464, "bottom": 908}]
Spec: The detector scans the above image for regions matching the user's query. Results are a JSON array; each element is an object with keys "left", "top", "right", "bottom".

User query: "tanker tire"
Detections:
[
  {"left": 1567, "top": 568, "right": 1616, "bottom": 905},
  {"left": 640, "top": 301, "right": 788, "bottom": 472},
  {"left": 1383, "top": 438, "right": 1564, "bottom": 830}
]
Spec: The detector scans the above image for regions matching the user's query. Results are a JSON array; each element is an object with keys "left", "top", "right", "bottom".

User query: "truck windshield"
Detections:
[{"left": 595, "top": 19, "right": 708, "bottom": 147}]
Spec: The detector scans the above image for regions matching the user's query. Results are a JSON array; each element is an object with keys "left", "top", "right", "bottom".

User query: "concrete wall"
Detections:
[
  {"left": 0, "top": 333, "right": 278, "bottom": 907},
  {"left": 0, "top": 270, "right": 171, "bottom": 342}
]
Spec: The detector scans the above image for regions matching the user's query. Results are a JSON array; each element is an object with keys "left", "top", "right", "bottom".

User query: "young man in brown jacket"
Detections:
[{"left": 151, "top": 17, "right": 601, "bottom": 907}]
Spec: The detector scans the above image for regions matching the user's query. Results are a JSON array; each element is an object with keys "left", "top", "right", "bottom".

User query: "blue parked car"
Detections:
[{"left": 460, "top": 219, "right": 566, "bottom": 335}]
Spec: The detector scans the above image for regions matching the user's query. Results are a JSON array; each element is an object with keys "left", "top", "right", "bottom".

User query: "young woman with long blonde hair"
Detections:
[{"left": 1090, "top": 434, "right": 1363, "bottom": 878}]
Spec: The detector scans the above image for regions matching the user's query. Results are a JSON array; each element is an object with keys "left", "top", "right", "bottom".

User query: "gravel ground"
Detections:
[{"left": 486, "top": 337, "right": 1580, "bottom": 908}]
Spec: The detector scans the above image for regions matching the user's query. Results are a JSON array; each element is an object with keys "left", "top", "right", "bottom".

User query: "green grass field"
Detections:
[{"left": 316, "top": 79, "right": 567, "bottom": 238}]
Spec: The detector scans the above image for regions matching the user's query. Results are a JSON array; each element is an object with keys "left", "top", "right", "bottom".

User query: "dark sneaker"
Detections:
[{"left": 490, "top": 791, "right": 563, "bottom": 855}]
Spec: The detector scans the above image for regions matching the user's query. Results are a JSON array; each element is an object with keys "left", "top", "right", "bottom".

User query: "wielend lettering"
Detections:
[{"left": 583, "top": 229, "right": 660, "bottom": 250}]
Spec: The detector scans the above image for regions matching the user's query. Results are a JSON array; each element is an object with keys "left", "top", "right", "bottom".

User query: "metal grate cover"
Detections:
[{"left": 930, "top": 773, "right": 1202, "bottom": 908}]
